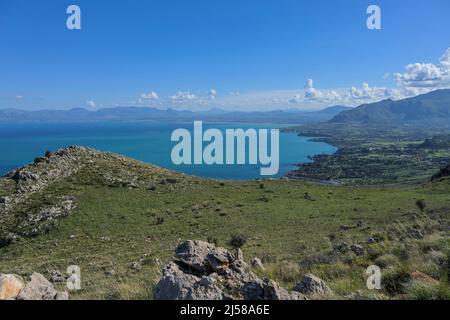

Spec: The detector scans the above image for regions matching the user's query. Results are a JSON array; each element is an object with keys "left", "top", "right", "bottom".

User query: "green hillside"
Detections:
[
  {"left": 330, "top": 89, "right": 450, "bottom": 125},
  {"left": 0, "top": 147, "right": 449, "bottom": 299}
]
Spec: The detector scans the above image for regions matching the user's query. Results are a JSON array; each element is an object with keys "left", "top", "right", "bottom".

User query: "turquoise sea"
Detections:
[{"left": 0, "top": 122, "right": 336, "bottom": 180}]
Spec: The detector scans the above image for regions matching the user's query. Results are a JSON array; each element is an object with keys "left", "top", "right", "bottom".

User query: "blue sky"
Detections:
[{"left": 0, "top": 0, "right": 449, "bottom": 110}]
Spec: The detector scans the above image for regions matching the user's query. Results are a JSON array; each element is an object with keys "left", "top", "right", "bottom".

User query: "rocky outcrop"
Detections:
[
  {"left": 175, "top": 240, "right": 216, "bottom": 273},
  {"left": 0, "top": 272, "right": 68, "bottom": 300},
  {"left": 293, "top": 274, "right": 333, "bottom": 296},
  {"left": 154, "top": 240, "right": 307, "bottom": 301},
  {"left": 0, "top": 274, "right": 25, "bottom": 300},
  {"left": 5, "top": 146, "right": 97, "bottom": 195},
  {"left": 0, "top": 147, "right": 104, "bottom": 247},
  {"left": 155, "top": 262, "right": 224, "bottom": 300}
]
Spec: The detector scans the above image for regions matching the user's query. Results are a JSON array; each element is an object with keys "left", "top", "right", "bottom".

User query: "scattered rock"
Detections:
[
  {"left": 10, "top": 273, "right": 69, "bottom": 300},
  {"left": 104, "top": 269, "right": 116, "bottom": 277},
  {"left": 350, "top": 244, "right": 365, "bottom": 256},
  {"left": 13, "top": 196, "right": 77, "bottom": 238},
  {"left": 0, "top": 274, "right": 25, "bottom": 300},
  {"left": 49, "top": 270, "right": 65, "bottom": 283},
  {"left": 153, "top": 258, "right": 162, "bottom": 266},
  {"left": 293, "top": 274, "right": 333, "bottom": 296},
  {"left": 128, "top": 261, "right": 142, "bottom": 271},
  {"left": 0, "top": 233, "right": 18, "bottom": 248},
  {"left": 367, "top": 237, "right": 377, "bottom": 244},
  {"left": 251, "top": 257, "right": 265, "bottom": 270},
  {"left": 406, "top": 229, "right": 424, "bottom": 240},
  {"left": 333, "top": 242, "right": 349, "bottom": 253}
]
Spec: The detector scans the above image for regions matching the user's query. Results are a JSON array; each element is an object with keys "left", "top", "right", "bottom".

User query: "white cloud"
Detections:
[
  {"left": 207, "top": 89, "right": 217, "bottom": 100},
  {"left": 86, "top": 100, "right": 96, "bottom": 108},
  {"left": 140, "top": 91, "right": 159, "bottom": 100},
  {"left": 349, "top": 83, "right": 393, "bottom": 100},
  {"left": 289, "top": 79, "right": 341, "bottom": 104},
  {"left": 121, "top": 48, "right": 450, "bottom": 111},
  {"left": 170, "top": 91, "right": 196, "bottom": 102},
  {"left": 394, "top": 47, "right": 450, "bottom": 88}
]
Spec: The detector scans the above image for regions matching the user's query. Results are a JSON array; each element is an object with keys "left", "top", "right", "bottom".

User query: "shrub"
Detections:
[
  {"left": 273, "top": 261, "right": 301, "bottom": 283},
  {"left": 415, "top": 200, "right": 426, "bottom": 211},
  {"left": 207, "top": 236, "right": 218, "bottom": 246},
  {"left": 382, "top": 266, "right": 411, "bottom": 296},
  {"left": 367, "top": 245, "right": 384, "bottom": 260},
  {"left": 374, "top": 254, "right": 400, "bottom": 269},
  {"left": 405, "top": 280, "right": 450, "bottom": 300},
  {"left": 392, "top": 245, "right": 411, "bottom": 262},
  {"left": 227, "top": 233, "right": 248, "bottom": 249}
]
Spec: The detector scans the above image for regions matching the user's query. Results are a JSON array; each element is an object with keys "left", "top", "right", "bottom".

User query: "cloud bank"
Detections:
[{"left": 132, "top": 47, "right": 450, "bottom": 111}]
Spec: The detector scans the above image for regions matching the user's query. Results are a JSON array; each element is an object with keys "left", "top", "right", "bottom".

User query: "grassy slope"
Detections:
[{"left": 0, "top": 151, "right": 449, "bottom": 299}]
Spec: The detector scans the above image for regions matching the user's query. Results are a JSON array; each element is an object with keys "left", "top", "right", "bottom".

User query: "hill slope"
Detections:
[
  {"left": 0, "top": 147, "right": 449, "bottom": 299},
  {"left": 330, "top": 89, "right": 450, "bottom": 124}
]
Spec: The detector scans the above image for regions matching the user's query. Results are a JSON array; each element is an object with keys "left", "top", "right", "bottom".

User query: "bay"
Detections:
[{"left": 0, "top": 121, "right": 336, "bottom": 180}]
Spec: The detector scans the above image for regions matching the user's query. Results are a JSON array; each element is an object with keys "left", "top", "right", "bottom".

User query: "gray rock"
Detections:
[
  {"left": 49, "top": 270, "right": 65, "bottom": 283},
  {"left": 406, "top": 229, "right": 424, "bottom": 240},
  {"left": 17, "top": 272, "right": 69, "bottom": 300},
  {"left": 367, "top": 237, "right": 377, "bottom": 244},
  {"left": 236, "top": 248, "right": 244, "bottom": 262},
  {"left": 154, "top": 262, "right": 224, "bottom": 300},
  {"left": 0, "top": 274, "right": 25, "bottom": 300},
  {"left": 128, "top": 261, "right": 142, "bottom": 271},
  {"left": 175, "top": 240, "right": 215, "bottom": 273},
  {"left": 207, "top": 247, "right": 235, "bottom": 272},
  {"left": 293, "top": 274, "right": 333, "bottom": 296},
  {"left": 333, "top": 242, "right": 349, "bottom": 253},
  {"left": 350, "top": 244, "right": 365, "bottom": 256},
  {"left": 251, "top": 257, "right": 265, "bottom": 270},
  {"left": 104, "top": 269, "right": 116, "bottom": 277},
  {"left": 243, "top": 278, "right": 306, "bottom": 300}
]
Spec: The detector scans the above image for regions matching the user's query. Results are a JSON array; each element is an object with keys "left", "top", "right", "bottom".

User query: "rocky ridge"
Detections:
[{"left": 0, "top": 146, "right": 187, "bottom": 247}]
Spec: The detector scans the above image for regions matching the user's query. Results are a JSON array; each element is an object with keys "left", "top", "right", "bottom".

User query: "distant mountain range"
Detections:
[
  {"left": 330, "top": 89, "right": 450, "bottom": 124},
  {"left": 0, "top": 105, "right": 352, "bottom": 124}
]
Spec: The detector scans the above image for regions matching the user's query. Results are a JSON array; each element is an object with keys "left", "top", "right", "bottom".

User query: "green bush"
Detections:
[
  {"left": 227, "top": 233, "right": 248, "bottom": 249},
  {"left": 374, "top": 254, "right": 400, "bottom": 269},
  {"left": 382, "top": 266, "right": 411, "bottom": 296},
  {"left": 405, "top": 280, "right": 450, "bottom": 300}
]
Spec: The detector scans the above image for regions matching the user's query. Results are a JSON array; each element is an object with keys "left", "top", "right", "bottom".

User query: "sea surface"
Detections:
[{"left": 0, "top": 122, "right": 336, "bottom": 180}]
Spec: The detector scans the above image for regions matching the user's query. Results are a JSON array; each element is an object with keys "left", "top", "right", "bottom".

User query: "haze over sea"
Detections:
[{"left": 0, "top": 122, "right": 336, "bottom": 180}]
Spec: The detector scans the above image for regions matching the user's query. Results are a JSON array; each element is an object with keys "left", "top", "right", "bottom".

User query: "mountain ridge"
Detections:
[
  {"left": 0, "top": 105, "right": 352, "bottom": 124},
  {"left": 329, "top": 89, "right": 450, "bottom": 124}
]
